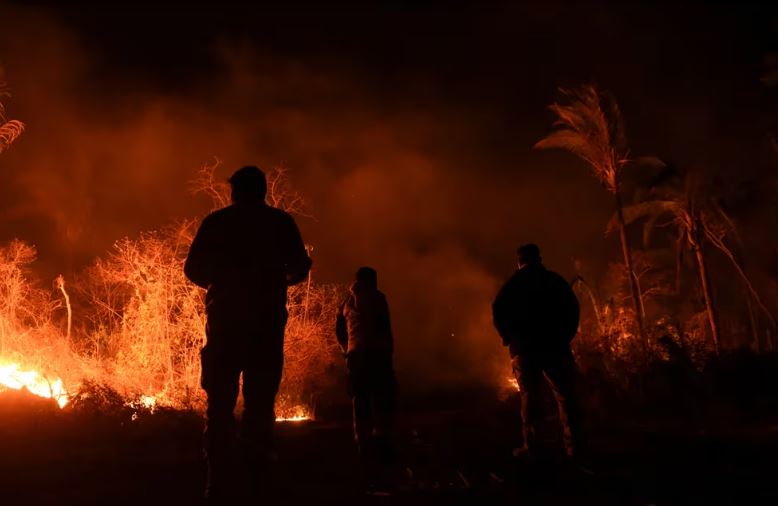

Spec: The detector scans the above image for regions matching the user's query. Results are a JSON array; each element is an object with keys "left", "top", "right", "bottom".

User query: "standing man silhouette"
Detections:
[
  {"left": 335, "top": 266, "right": 396, "bottom": 461},
  {"left": 185, "top": 165, "right": 311, "bottom": 499},
  {"left": 492, "top": 243, "right": 583, "bottom": 460}
]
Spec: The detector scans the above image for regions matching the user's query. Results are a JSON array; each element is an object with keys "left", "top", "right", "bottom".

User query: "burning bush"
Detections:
[
  {"left": 80, "top": 223, "right": 206, "bottom": 408},
  {"left": 0, "top": 164, "right": 343, "bottom": 419},
  {"left": 0, "top": 240, "right": 81, "bottom": 407}
]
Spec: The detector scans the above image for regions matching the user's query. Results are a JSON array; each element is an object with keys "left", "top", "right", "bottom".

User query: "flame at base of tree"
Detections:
[
  {"left": 0, "top": 362, "right": 70, "bottom": 408},
  {"left": 0, "top": 165, "right": 342, "bottom": 419},
  {"left": 274, "top": 403, "right": 312, "bottom": 422},
  {"left": 506, "top": 376, "right": 519, "bottom": 392},
  {"left": 0, "top": 228, "right": 338, "bottom": 418},
  {"left": 0, "top": 361, "right": 313, "bottom": 421}
]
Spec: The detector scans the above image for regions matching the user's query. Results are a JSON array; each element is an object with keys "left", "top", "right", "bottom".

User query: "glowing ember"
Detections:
[
  {"left": 506, "top": 376, "right": 520, "bottom": 392},
  {"left": 275, "top": 405, "right": 311, "bottom": 422},
  {"left": 0, "top": 362, "right": 69, "bottom": 408},
  {"left": 126, "top": 394, "right": 159, "bottom": 414}
]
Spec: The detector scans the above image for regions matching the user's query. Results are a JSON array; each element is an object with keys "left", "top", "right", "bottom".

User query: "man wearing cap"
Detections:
[
  {"left": 185, "top": 165, "right": 312, "bottom": 498},
  {"left": 492, "top": 243, "right": 583, "bottom": 460}
]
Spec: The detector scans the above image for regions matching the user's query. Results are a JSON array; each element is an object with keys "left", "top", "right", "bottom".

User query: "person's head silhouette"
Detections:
[
  {"left": 355, "top": 266, "right": 378, "bottom": 289},
  {"left": 229, "top": 166, "right": 267, "bottom": 204},
  {"left": 517, "top": 243, "right": 542, "bottom": 269}
]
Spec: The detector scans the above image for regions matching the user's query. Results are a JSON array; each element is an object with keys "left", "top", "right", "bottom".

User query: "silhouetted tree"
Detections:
[
  {"left": 615, "top": 163, "right": 776, "bottom": 354},
  {"left": 536, "top": 85, "right": 646, "bottom": 343},
  {"left": 0, "top": 82, "right": 23, "bottom": 155}
]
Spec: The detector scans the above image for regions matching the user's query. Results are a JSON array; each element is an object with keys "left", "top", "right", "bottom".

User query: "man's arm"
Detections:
[
  {"left": 335, "top": 300, "right": 349, "bottom": 353},
  {"left": 184, "top": 215, "right": 216, "bottom": 289},
  {"left": 378, "top": 294, "right": 394, "bottom": 345},
  {"left": 281, "top": 213, "right": 312, "bottom": 286},
  {"left": 561, "top": 278, "right": 581, "bottom": 341},
  {"left": 492, "top": 281, "right": 516, "bottom": 346}
]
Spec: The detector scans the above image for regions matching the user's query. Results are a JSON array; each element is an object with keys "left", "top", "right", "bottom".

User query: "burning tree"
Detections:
[
  {"left": 80, "top": 224, "right": 206, "bottom": 407},
  {"left": 73, "top": 161, "right": 342, "bottom": 417},
  {"left": 0, "top": 240, "right": 76, "bottom": 407},
  {"left": 0, "top": 154, "right": 342, "bottom": 417}
]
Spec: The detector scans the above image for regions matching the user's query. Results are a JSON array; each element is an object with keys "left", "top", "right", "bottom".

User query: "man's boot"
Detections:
[
  {"left": 203, "top": 431, "right": 237, "bottom": 502},
  {"left": 205, "top": 452, "right": 233, "bottom": 502}
]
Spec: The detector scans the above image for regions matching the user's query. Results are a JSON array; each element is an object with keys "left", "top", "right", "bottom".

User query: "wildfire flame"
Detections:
[
  {"left": 0, "top": 167, "right": 340, "bottom": 422},
  {"left": 126, "top": 394, "right": 159, "bottom": 414},
  {"left": 0, "top": 365, "right": 312, "bottom": 423},
  {"left": 0, "top": 362, "right": 70, "bottom": 408},
  {"left": 275, "top": 405, "right": 311, "bottom": 422},
  {"left": 122, "top": 394, "right": 311, "bottom": 422},
  {"left": 506, "top": 376, "right": 520, "bottom": 392}
]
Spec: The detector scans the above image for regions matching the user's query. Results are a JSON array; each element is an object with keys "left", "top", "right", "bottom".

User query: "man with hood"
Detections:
[
  {"left": 184, "top": 165, "right": 312, "bottom": 499},
  {"left": 335, "top": 266, "right": 396, "bottom": 459},
  {"left": 492, "top": 243, "right": 583, "bottom": 460}
]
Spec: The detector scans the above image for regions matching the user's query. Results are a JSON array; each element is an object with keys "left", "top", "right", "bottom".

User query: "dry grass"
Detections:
[{"left": 0, "top": 164, "right": 342, "bottom": 417}]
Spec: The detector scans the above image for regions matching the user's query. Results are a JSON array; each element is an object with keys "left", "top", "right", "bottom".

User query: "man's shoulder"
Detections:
[
  {"left": 196, "top": 208, "right": 225, "bottom": 231},
  {"left": 205, "top": 204, "right": 293, "bottom": 222},
  {"left": 203, "top": 205, "right": 235, "bottom": 222},
  {"left": 265, "top": 205, "right": 295, "bottom": 222},
  {"left": 505, "top": 268, "right": 529, "bottom": 285},
  {"left": 543, "top": 269, "right": 572, "bottom": 286}
]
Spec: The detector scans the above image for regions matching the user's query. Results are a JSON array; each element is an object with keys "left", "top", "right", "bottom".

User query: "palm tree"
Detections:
[
  {"left": 616, "top": 164, "right": 776, "bottom": 354},
  {"left": 535, "top": 85, "right": 646, "bottom": 343},
  {"left": 0, "top": 82, "right": 24, "bottom": 155}
]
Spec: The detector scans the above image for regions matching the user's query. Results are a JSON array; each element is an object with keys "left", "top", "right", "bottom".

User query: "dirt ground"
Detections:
[{"left": 0, "top": 388, "right": 776, "bottom": 505}]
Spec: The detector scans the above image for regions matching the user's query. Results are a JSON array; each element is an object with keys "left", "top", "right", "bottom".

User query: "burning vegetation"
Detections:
[
  {"left": 537, "top": 85, "right": 777, "bottom": 386},
  {"left": 0, "top": 68, "right": 776, "bottom": 426},
  {"left": 0, "top": 139, "right": 341, "bottom": 418}
]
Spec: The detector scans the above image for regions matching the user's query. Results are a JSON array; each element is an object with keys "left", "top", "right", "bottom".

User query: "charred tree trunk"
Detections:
[
  {"left": 573, "top": 276, "right": 604, "bottom": 334},
  {"left": 746, "top": 293, "right": 760, "bottom": 352},
  {"left": 693, "top": 236, "right": 721, "bottom": 355},
  {"left": 614, "top": 189, "right": 646, "bottom": 345},
  {"left": 56, "top": 275, "right": 72, "bottom": 341},
  {"left": 675, "top": 233, "right": 685, "bottom": 296}
]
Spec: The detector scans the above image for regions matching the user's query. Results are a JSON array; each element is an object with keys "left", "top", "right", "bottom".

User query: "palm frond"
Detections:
[
  {"left": 599, "top": 89, "right": 628, "bottom": 154},
  {"left": 0, "top": 119, "right": 25, "bottom": 153},
  {"left": 642, "top": 211, "right": 666, "bottom": 248},
  {"left": 535, "top": 85, "right": 629, "bottom": 193},
  {"left": 703, "top": 225, "right": 776, "bottom": 328},
  {"left": 533, "top": 129, "right": 602, "bottom": 169},
  {"left": 712, "top": 204, "right": 741, "bottom": 244},
  {"left": 606, "top": 200, "right": 681, "bottom": 235},
  {"left": 632, "top": 155, "right": 668, "bottom": 172}
]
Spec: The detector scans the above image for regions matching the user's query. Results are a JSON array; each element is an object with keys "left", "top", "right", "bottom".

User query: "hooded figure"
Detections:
[
  {"left": 335, "top": 267, "right": 396, "bottom": 459},
  {"left": 184, "top": 166, "right": 311, "bottom": 500},
  {"left": 492, "top": 244, "right": 584, "bottom": 460}
]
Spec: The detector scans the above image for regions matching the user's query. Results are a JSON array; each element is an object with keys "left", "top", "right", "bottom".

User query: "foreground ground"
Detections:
[{"left": 0, "top": 388, "right": 776, "bottom": 505}]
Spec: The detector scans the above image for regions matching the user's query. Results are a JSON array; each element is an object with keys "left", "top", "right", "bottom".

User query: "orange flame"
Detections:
[
  {"left": 0, "top": 362, "right": 70, "bottom": 408},
  {"left": 275, "top": 404, "right": 312, "bottom": 422},
  {"left": 506, "top": 376, "right": 520, "bottom": 392}
]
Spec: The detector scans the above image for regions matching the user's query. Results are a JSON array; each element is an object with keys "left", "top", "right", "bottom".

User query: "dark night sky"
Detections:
[{"left": 0, "top": 1, "right": 776, "bottom": 384}]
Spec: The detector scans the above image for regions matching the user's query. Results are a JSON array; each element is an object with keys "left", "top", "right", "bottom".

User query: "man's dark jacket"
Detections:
[
  {"left": 184, "top": 202, "right": 311, "bottom": 320},
  {"left": 335, "top": 280, "right": 393, "bottom": 356},
  {"left": 492, "top": 263, "right": 579, "bottom": 354}
]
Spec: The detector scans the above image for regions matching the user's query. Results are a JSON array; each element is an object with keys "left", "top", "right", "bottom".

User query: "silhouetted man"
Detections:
[
  {"left": 184, "top": 166, "right": 311, "bottom": 499},
  {"left": 492, "top": 244, "right": 583, "bottom": 459},
  {"left": 335, "top": 267, "right": 396, "bottom": 460}
]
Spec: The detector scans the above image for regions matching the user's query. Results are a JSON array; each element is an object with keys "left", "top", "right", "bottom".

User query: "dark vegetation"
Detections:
[{"left": 1, "top": 349, "right": 777, "bottom": 505}]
